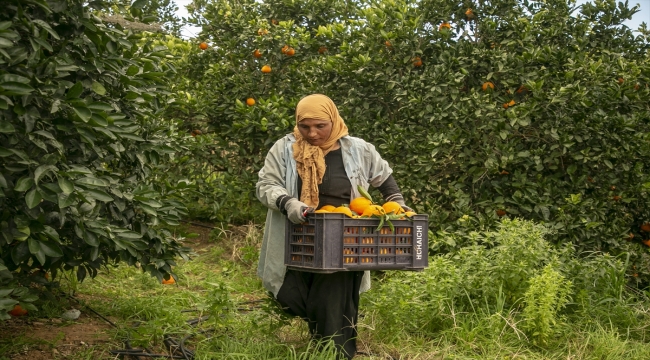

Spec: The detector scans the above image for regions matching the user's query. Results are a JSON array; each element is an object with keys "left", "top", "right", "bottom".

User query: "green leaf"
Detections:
[
  {"left": 0, "top": 121, "right": 14, "bottom": 133},
  {"left": 72, "top": 106, "right": 91, "bottom": 122},
  {"left": 32, "top": 37, "right": 53, "bottom": 52},
  {"left": 28, "top": 238, "right": 41, "bottom": 255},
  {"left": 0, "top": 38, "right": 13, "bottom": 48},
  {"left": 89, "top": 113, "right": 108, "bottom": 127},
  {"left": 126, "top": 65, "right": 139, "bottom": 76},
  {"left": 131, "top": 0, "right": 148, "bottom": 9},
  {"left": 40, "top": 241, "right": 63, "bottom": 257},
  {"left": 42, "top": 225, "right": 60, "bottom": 242},
  {"left": 88, "top": 102, "right": 113, "bottom": 111},
  {"left": 66, "top": 82, "right": 83, "bottom": 99},
  {"left": 14, "top": 177, "right": 34, "bottom": 192},
  {"left": 58, "top": 177, "right": 74, "bottom": 194},
  {"left": 0, "top": 172, "right": 6, "bottom": 188},
  {"left": 84, "top": 188, "right": 113, "bottom": 202},
  {"left": 0, "top": 147, "right": 11, "bottom": 156},
  {"left": 139, "top": 203, "right": 157, "bottom": 216},
  {"left": 0, "top": 82, "right": 34, "bottom": 95},
  {"left": 116, "top": 230, "right": 142, "bottom": 239},
  {"left": 57, "top": 192, "right": 75, "bottom": 208},
  {"left": 34, "top": 165, "right": 57, "bottom": 184},
  {"left": 91, "top": 81, "right": 106, "bottom": 95},
  {"left": 84, "top": 231, "right": 99, "bottom": 246},
  {"left": 119, "top": 133, "right": 145, "bottom": 141},
  {"left": 0, "top": 21, "right": 11, "bottom": 31},
  {"left": 75, "top": 177, "right": 108, "bottom": 187},
  {"left": 25, "top": 188, "right": 42, "bottom": 208},
  {"left": 0, "top": 74, "right": 29, "bottom": 84},
  {"left": 32, "top": 19, "right": 60, "bottom": 40}
]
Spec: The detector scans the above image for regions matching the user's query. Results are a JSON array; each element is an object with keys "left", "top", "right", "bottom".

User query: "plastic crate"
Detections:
[{"left": 285, "top": 213, "right": 428, "bottom": 273}]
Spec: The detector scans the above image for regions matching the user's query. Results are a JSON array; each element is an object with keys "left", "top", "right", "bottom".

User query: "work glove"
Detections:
[
  {"left": 395, "top": 198, "right": 414, "bottom": 213},
  {"left": 285, "top": 198, "right": 310, "bottom": 224}
]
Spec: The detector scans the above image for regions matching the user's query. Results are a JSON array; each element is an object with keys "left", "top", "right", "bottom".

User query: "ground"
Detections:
[
  {"left": 0, "top": 223, "right": 214, "bottom": 360},
  {"left": 0, "top": 315, "right": 113, "bottom": 360}
]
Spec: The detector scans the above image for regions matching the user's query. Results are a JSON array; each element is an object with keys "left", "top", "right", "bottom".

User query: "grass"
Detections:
[{"left": 4, "top": 219, "right": 650, "bottom": 359}]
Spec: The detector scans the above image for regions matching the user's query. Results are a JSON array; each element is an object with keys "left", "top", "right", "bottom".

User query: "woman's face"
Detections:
[{"left": 297, "top": 118, "right": 332, "bottom": 146}]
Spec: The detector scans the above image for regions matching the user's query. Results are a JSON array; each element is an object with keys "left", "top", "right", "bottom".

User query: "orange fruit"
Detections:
[
  {"left": 500, "top": 170, "right": 509, "bottom": 175},
  {"left": 314, "top": 209, "right": 330, "bottom": 213},
  {"left": 349, "top": 197, "right": 372, "bottom": 215},
  {"left": 643, "top": 239, "right": 650, "bottom": 247},
  {"left": 9, "top": 304, "right": 27, "bottom": 317},
  {"left": 404, "top": 211, "right": 416, "bottom": 217},
  {"left": 253, "top": 49, "right": 262, "bottom": 58},
  {"left": 412, "top": 57, "right": 422, "bottom": 67},
  {"left": 628, "top": 233, "right": 635, "bottom": 240},
  {"left": 382, "top": 201, "right": 404, "bottom": 215},
  {"left": 199, "top": 42, "right": 208, "bottom": 50},
  {"left": 257, "top": 28, "right": 269, "bottom": 36},
  {"left": 618, "top": 77, "right": 624, "bottom": 85},
  {"left": 612, "top": 195, "right": 621, "bottom": 201},
  {"left": 319, "top": 205, "right": 336, "bottom": 211},
  {"left": 482, "top": 82, "right": 494, "bottom": 91},
  {"left": 285, "top": 47, "right": 295, "bottom": 56},
  {"left": 465, "top": 8, "right": 474, "bottom": 19},
  {"left": 496, "top": 209, "right": 507, "bottom": 217},
  {"left": 502, "top": 102, "right": 509, "bottom": 109},
  {"left": 261, "top": 65, "right": 272, "bottom": 73},
  {"left": 641, "top": 223, "right": 650, "bottom": 232},
  {"left": 246, "top": 98, "right": 255, "bottom": 106},
  {"left": 362, "top": 205, "right": 385, "bottom": 217},
  {"left": 634, "top": 84, "right": 640, "bottom": 90},
  {"left": 281, "top": 45, "right": 289, "bottom": 54},
  {"left": 162, "top": 276, "right": 175, "bottom": 285},
  {"left": 332, "top": 206, "right": 354, "bottom": 217},
  {"left": 271, "top": 19, "right": 278, "bottom": 25},
  {"left": 384, "top": 40, "right": 392, "bottom": 48},
  {"left": 318, "top": 46, "right": 327, "bottom": 54},
  {"left": 516, "top": 85, "right": 528, "bottom": 94},
  {"left": 508, "top": 100, "right": 515, "bottom": 107},
  {"left": 439, "top": 22, "right": 451, "bottom": 30},
  {"left": 191, "top": 129, "right": 202, "bottom": 137}
]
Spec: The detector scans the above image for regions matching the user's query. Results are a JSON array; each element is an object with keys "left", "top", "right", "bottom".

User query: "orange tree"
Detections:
[
  {"left": 0, "top": 0, "right": 191, "bottom": 318},
  {"left": 183, "top": 0, "right": 650, "bottom": 277}
]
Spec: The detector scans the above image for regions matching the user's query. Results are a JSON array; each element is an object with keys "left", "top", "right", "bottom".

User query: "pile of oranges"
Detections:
[{"left": 313, "top": 186, "right": 416, "bottom": 219}]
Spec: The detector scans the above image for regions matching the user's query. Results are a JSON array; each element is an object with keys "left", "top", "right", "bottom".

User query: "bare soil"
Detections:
[{"left": 0, "top": 314, "right": 114, "bottom": 360}]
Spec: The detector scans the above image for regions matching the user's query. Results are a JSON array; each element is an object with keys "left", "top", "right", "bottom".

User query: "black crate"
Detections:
[{"left": 285, "top": 213, "right": 428, "bottom": 273}]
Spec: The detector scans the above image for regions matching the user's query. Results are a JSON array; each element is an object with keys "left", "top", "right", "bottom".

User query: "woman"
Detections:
[{"left": 256, "top": 94, "right": 411, "bottom": 359}]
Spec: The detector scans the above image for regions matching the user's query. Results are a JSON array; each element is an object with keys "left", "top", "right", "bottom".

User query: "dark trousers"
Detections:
[{"left": 276, "top": 269, "right": 364, "bottom": 359}]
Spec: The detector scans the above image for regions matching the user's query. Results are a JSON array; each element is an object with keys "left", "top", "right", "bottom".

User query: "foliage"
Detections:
[
  {"left": 363, "top": 218, "right": 646, "bottom": 345},
  {"left": 0, "top": 0, "right": 192, "bottom": 317},
  {"left": 521, "top": 264, "right": 572, "bottom": 345},
  {"left": 181, "top": 0, "right": 650, "bottom": 278}
]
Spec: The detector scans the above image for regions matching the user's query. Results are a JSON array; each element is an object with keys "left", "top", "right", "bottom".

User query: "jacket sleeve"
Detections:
[
  {"left": 256, "top": 138, "right": 290, "bottom": 211},
  {"left": 362, "top": 140, "right": 393, "bottom": 188}
]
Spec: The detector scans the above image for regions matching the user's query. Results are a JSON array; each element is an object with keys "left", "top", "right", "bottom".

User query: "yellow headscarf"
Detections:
[{"left": 293, "top": 94, "right": 349, "bottom": 208}]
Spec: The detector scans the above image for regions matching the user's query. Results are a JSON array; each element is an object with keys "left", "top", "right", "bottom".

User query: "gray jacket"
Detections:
[{"left": 256, "top": 134, "right": 394, "bottom": 296}]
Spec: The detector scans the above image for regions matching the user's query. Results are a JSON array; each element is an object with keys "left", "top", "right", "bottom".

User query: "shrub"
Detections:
[
  {"left": 521, "top": 264, "right": 572, "bottom": 345},
  {"left": 0, "top": 0, "right": 191, "bottom": 318}
]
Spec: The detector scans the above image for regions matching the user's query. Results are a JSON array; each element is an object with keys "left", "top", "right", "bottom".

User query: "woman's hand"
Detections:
[{"left": 285, "top": 198, "right": 310, "bottom": 223}]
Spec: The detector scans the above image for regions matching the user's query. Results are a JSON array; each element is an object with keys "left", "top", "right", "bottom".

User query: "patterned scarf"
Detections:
[{"left": 292, "top": 94, "right": 349, "bottom": 208}]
